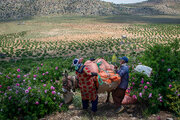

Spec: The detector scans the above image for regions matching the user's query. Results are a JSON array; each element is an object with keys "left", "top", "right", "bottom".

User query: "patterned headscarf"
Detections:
[
  {"left": 73, "top": 58, "right": 83, "bottom": 71},
  {"left": 73, "top": 58, "right": 79, "bottom": 67}
]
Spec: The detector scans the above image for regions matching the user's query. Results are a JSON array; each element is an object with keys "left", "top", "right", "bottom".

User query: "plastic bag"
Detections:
[{"left": 134, "top": 65, "right": 152, "bottom": 77}]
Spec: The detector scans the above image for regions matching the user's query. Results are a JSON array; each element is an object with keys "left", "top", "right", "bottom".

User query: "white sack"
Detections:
[{"left": 134, "top": 65, "right": 152, "bottom": 77}]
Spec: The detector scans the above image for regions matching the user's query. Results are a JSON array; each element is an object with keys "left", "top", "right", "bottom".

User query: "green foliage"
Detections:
[
  {"left": 72, "top": 93, "right": 82, "bottom": 108},
  {"left": 129, "top": 72, "right": 162, "bottom": 114},
  {"left": 0, "top": 58, "right": 73, "bottom": 119},
  {"left": 166, "top": 81, "right": 180, "bottom": 116},
  {"left": 139, "top": 38, "right": 180, "bottom": 98},
  {"left": 129, "top": 39, "right": 180, "bottom": 114}
]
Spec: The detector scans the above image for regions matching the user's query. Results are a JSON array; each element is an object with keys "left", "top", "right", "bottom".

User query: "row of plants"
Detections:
[
  {"left": 0, "top": 39, "right": 179, "bottom": 119},
  {"left": 0, "top": 24, "right": 179, "bottom": 60}
]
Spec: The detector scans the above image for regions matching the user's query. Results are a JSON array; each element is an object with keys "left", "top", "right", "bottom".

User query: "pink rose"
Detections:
[
  {"left": 51, "top": 86, "right": 55, "bottom": 90},
  {"left": 146, "top": 82, "right": 150, "bottom": 84},
  {"left": 35, "top": 101, "right": 39, "bottom": 105},
  {"left": 144, "top": 86, "right": 148, "bottom": 89},
  {"left": 25, "top": 90, "right": 29, "bottom": 93},
  {"left": 52, "top": 91, "right": 56, "bottom": 95},
  {"left": 141, "top": 80, "right": 144, "bottom": 84},
  {"left": 169, "top": 84, "right": 172, "bottom": 88},
  {"left": 132, "top": 95, "right": 137, "bottom": 99},
  {"left": 139, "top": 92, "right": 142, "bottom": 97},
  {"left": 44, "top": 90, "right": 47, "bottom": 93},
  {"left": 17, "top": 75, "right": 21, "bottom": 78},
  {"left": 55, "top": 67, "right": 58, "bottom": 70},
  {"left": 148, "top": 93, "right": 152, "bottom": 98},
  {"left": 17, "top": 69, "right": 21, "bottom": 72}
]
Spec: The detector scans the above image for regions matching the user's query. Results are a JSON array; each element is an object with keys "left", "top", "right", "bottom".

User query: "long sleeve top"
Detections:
[
  {"left": 76, "top": 65, "right": 97, "bottom": 101},
  {"left": 116, "top": 64, "right": 129, "bottom": 89}
]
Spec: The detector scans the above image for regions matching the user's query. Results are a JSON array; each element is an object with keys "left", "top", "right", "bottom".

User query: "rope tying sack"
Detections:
[
  {"left": 97, "top": 74, "right": 103, "bottom": 85},
  {"left": 96, "top": 60, "right": 120, "bottom": 86},
  {"left": 84, "top": 58, "right": 121, "bottom": 93},
  {"left": 96, "top": 61, "right": 103, "bottom": 85}
]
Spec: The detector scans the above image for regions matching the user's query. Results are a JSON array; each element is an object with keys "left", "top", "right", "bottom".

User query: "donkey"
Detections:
[{"left": 62, "top": 70, "right": 111, "bottom": 104}]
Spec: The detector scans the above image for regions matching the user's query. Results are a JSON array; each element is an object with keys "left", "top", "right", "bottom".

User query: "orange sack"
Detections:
[
  {"left": 122, "top": 90, "right": 137, "bottom": 105},
  {"left": 84, "top": 58, "right": 121, "bottom": 93}
]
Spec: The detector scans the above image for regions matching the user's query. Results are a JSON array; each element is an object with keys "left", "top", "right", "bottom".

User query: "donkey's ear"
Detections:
[{"left": 65, "top": 70, "right": 68, "bottom": 78}]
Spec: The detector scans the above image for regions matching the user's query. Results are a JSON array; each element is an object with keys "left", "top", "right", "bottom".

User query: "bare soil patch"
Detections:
[
  {"left": 41, "top": 93, "right": 177, "bottom": 120},
  {"left": 33, "top": 23, "right": 137, "bottom": 42}
]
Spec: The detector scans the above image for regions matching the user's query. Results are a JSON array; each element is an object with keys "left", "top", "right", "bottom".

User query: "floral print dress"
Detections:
[{"left": 76, "top": 66, "right": 97, "bottom": 101}]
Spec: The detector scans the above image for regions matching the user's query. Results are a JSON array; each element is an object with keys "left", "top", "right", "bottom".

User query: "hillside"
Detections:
[
  {"left": 0, "top": 0, "right": 122, "bottom": 20},
  {"left": 0, "top": 0, "right": 180, "bottom": 21},
  {"left": 122, "top": 0, "right": 180, "bottom": 15}
]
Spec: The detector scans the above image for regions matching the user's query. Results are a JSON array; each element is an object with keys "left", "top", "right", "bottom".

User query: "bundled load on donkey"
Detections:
[
  {"left": 62, "top": 57, "right": 138, "bottom": 106},
  {"left": 62, "top": 58, "right": 121, "bottom": 104},
  {"left": 84, "top": 58, "right": 121, "bottom": 93}
]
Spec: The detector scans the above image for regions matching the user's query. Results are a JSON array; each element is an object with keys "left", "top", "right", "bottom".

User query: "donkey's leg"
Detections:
[{"left": 105, "top": 91, "right": 110, "bottom": 103}]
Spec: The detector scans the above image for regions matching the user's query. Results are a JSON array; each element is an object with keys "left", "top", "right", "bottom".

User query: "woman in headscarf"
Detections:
[{"left": 73, "top": 58, "right": 98, "bottom": 114}]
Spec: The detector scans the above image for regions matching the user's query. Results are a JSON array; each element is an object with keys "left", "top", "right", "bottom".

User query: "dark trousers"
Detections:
[
  {"left": 82, "top": 96, "right": 98, "bottom": 112},
  {"left": 112, "top": 87, "right": 126, "bottom": 107}
]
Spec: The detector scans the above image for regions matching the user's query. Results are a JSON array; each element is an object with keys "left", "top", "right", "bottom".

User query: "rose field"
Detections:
[{"left": 0, "top": 15, "right": 180, "bottom": 120}]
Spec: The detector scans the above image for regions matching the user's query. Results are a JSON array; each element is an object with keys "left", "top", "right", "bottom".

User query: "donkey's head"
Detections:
[{"left": 62, "top": 70, "right": 77, "bottom": 93}]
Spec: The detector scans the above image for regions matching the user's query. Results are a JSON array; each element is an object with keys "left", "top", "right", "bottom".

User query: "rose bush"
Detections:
[
  {"left": 129, "top": 39, "right": 180, "bottom": 114},
  {"left": 0, "top": 60, "right": 69, "bottom": 120},
  {"left": 129, "top": 72, "right": 164, "bottom": 114}
]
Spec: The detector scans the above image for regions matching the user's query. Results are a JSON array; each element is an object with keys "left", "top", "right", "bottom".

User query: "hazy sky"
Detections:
[{"left": 102, "top": 0, "right": 147, "bottom": 4}]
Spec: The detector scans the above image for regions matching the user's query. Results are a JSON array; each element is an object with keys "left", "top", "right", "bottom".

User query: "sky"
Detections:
[{"left": 101, "top": 0, "right": 148, "bottom": 4}]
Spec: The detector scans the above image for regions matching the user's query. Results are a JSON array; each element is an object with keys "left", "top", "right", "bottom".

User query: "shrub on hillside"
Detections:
[
  {"left": 130, "top": 39, "right": 180, "bottom": 114},
  {"left": 0, "top": 64, "right": 68, "bottom": 120},
  {"left": 166, "top": 81, "right": 180, "bottom": 116},
  {"left": 129, "top": 72, "right": 163, "bottom": 114}
]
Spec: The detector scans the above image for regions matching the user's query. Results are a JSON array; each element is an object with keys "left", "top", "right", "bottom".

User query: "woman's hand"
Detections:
[
  {"left": 91, "top": 72, "right": 98, "bottom": 76},
  {"left": 114, "top": 65, "right": 118, "bottom": 70}
]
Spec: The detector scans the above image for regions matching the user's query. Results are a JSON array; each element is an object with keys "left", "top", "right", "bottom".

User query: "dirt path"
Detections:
[{"left": 41, "top": 93, "right": 176, "bottom": 120}]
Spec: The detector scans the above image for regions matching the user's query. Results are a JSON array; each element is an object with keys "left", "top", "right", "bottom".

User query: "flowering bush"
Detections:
[
  {"left": 129, "top": 72, "right": 163, "bottom": 113},
  {"left": 132, "top": 39, "right": 180, "bottom": 114},
  {"left": 0, "top": 62, "right": 68, "bottom": 119},
  {"left": 139, "top": 39, "right": 180, "bottom": 88},
  {"left": 166, "top": 81, "right": 180, "bottom": 116}
]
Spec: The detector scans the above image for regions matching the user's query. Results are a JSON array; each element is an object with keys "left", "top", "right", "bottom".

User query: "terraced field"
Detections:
[{"left": 0, "top": 15, "right": 179, "bottom": 61}]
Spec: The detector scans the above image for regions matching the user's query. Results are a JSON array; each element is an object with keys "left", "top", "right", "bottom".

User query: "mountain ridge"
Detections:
[{"left": 0, "top": 0, "right": 179, "bottom": 21}]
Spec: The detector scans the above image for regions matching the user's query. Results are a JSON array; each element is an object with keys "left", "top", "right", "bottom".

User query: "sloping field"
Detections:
[{"left": 0, "top": 15, "right": 180, "bottom": 60}]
